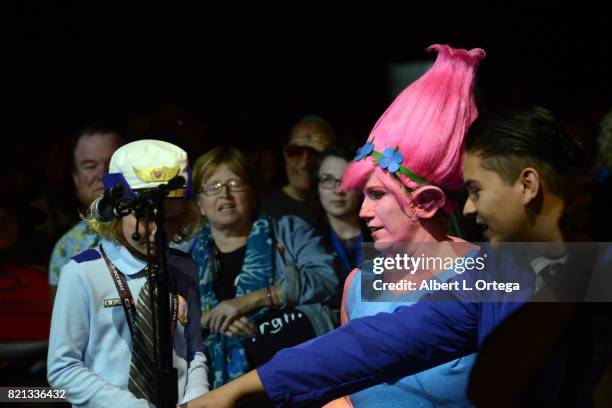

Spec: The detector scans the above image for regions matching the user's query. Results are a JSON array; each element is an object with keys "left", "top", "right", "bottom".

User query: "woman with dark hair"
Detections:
[{"left": 312, "top": 147, "right": 371, "bottom": 283}]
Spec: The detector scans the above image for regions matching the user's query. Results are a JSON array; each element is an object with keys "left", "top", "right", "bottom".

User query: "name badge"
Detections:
[{"left": 104, "top": 298, "right": 122, "bottom": 308}]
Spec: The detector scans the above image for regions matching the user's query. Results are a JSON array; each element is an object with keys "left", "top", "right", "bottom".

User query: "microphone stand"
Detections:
[{"left": 118, "top": 176, "right": 184, "bottom": 408}]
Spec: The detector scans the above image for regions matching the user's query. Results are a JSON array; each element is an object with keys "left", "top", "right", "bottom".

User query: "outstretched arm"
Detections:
[
  {"left": 186, "top": 295, "right": 479, "bottom": 408},
  {"left": 182, "top": 370, "right": 266, "bottom": 408}
]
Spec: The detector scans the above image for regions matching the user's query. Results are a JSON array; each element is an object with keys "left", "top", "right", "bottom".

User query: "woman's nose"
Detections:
[{"left": 359, "top": 198, "right": 373, "bottom": 219}]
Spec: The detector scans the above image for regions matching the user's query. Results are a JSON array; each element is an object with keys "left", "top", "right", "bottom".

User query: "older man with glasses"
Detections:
[{"left": 260, "top": 115, "right": 336, "bottom": 224}]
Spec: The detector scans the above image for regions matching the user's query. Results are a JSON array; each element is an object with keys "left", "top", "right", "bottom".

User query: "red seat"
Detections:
[{"left": 0, "top": 265, "right": 51, "bottom": 341}]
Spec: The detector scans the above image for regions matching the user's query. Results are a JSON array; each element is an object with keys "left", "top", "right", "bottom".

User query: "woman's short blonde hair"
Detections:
[{"left": 192, "top": 146, "right": 256, "bottom": 199}]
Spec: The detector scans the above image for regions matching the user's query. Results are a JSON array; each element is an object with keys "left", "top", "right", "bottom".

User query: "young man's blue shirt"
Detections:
[{"left": 257, "top": 245, "right": 536, "bottom": 407}]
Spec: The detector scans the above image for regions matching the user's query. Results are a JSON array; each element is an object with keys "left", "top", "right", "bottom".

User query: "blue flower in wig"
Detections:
[
  {"left": 354, "top": 142, "right": 375, "bottom": 161},
  {"left": 378, "top": 147, "right": 404, "bottom": 174}
]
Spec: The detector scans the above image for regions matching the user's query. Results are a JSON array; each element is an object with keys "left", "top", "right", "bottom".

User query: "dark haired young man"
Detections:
[
  {"left": 463, "top": 106, "right": 582, "bottom": 245},
  {"left": 465, "top": 108, "right": 611, "bottom": 407}
]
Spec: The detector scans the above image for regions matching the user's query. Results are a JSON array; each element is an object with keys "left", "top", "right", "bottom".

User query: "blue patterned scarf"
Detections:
[{"left": 191, "top": 215, "right": 276, "bottom": 387}]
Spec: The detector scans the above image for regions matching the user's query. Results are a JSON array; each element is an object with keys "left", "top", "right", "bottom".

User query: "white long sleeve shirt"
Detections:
[{"left": 47, "top": 240, "right": 209, "bottom": 407}]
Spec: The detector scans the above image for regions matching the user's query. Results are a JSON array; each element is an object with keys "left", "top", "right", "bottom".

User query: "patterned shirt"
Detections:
[{"left": 48, "top": 220, "right": 100, "bottom": 287}]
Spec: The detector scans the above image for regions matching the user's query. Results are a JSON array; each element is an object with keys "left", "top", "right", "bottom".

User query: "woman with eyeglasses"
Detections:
[
  {"left": 187, "top": 147, "right": 340, "bottom": 389},
  {"left": 313, "top": 147, "right": 371, "bottom": 284}
]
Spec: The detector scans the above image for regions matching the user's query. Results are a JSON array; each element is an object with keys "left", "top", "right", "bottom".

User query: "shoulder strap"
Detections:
[
  {"left": 340, "top": 268, "right": 359, "bottom": 325},
  {"left": 100, "top": 245, "right": 137, "bottom": 338}
]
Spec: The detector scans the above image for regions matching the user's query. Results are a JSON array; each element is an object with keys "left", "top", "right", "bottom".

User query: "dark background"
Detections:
[
  {"left": 7, "top": 4, "right": 611, "bottom": 150},
  {"left": 3, "top": 4, "right": 611, "bottom": 237}
]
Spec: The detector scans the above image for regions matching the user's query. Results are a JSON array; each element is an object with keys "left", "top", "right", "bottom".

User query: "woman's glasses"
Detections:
[
  {"left": 318, "top": 174, "right": 341, "bottom": 190},
  {"left": 199, "top": 179, "right": 247, "bottom": 196}
]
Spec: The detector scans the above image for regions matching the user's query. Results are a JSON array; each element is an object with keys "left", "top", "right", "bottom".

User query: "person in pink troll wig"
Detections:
[
  {"left": 318, "top": 43, "right": 486, "bottom": 408},
  {"left": 343, "top": 44, "right": 484, "bottom": 246},
  {"left": 183, "top": 44, "right": 486, "bottom": 408}
]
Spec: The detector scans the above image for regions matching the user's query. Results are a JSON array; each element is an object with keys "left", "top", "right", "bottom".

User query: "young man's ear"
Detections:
[
  {"left": 411, "top": 185, "right": 446, "bottom": 219},
  {"left": 517, "top": 167, "right": 541, "bottom": 205}
]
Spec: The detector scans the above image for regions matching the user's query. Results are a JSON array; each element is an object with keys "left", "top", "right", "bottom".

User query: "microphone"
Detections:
[
  {"left": 90, "top": 183, "right": 126, "bottom": 222},
  {"left": 91, "top": 176, "right": 186, "bottom": 222}
]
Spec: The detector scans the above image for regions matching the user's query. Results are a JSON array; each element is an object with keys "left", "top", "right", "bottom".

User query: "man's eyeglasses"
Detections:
[
  {"left": 198, "top": 179, "right": 247, "bottom": 196},
  {"left": 284, "top": 145, "right": 317, "bottom": 160},
  {"left": 318, "top": 174, "right": 342, "bottom": 190}
]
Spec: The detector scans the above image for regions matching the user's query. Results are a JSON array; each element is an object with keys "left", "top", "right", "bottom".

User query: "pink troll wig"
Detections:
[{"left": 341, "top": 44, "right": 485, "bottom": 214}]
